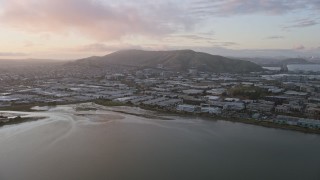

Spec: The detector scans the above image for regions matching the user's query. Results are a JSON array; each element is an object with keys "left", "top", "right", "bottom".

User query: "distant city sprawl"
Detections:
[{"left": 1, "top": 57, "right": 320, "bottom": 133}]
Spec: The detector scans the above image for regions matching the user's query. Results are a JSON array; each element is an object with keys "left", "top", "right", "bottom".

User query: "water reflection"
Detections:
[{"left": 0, "top": 104, "right": 320, "bottom": 180}]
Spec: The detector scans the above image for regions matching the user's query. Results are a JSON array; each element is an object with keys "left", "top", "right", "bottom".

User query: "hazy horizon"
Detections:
[
  {"left": 0, "top": 0, "right": 319, "bottom": 60},
  {"left": 0, "top": 48, "right": 319, "bottom": 62}
]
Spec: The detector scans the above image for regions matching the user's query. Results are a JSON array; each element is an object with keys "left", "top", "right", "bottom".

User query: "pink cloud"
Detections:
[
  {"left": 72, "top": 43, "right": 143, "bottom": 52},
  {"left": 293, "top": 44, "right": 305, "bottom": 50},
  {"left": 0, "top": 0, "right": 191, "bottom": 41}
]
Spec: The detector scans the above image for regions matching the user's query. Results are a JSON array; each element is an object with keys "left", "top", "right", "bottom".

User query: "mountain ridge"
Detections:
[{"left": 69, "top": 49, "right": 263, "bottom": 73}]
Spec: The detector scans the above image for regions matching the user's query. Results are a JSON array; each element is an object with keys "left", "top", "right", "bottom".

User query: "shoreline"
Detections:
[
  {"left": 93, "top": 100, "right": 320, "bottom": 135},
  {"left": 121, "top": 104, "right": 320, "bottom": 135},
  {"left": 0, "top": 116, "right": 46, "bottom": 128},
  {"left": 1, "top": 101, "right": 320, "bottom": 135}
]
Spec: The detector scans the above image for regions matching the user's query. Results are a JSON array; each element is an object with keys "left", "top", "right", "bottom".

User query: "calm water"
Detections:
[
  {"left": 287, "top": 64, "right": 320, "bottom": 72},
  {"left": 263, "top": 66, "right": 281, "bottom": 71},
  {"left": 264, "top": 64, "right": 320, "bottom": 72},
  {"left": 0, "top": 106, "right": 320, "bottom": 180}
]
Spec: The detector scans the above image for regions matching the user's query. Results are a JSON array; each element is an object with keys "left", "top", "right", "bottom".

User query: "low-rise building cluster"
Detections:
[{"left": 1, "top": 64, "right": 320, "bottom": 130}]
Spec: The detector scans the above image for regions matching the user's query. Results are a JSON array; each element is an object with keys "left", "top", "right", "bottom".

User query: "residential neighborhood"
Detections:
[{"left": 1, "top": 64, "right": 320, "bottom": 131}]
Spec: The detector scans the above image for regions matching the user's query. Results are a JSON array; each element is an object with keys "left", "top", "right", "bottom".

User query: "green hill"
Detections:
[{"left": 71, "top": 49, "right": 263, "bottom": 73}]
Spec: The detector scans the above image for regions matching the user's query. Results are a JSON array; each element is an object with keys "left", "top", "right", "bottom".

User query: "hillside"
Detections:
[{"left": 69, "top": 49, "right": 263, "bottom": 73}]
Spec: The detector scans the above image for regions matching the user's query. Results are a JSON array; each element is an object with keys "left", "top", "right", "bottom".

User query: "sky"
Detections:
[{"left": 0, "top": 0, "right": 319, "bottom": 60}]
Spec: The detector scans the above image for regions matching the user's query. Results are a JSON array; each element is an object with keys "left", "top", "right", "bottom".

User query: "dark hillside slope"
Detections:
[{"left": 70, "top": 49, "right": 263, "bottom": 73}]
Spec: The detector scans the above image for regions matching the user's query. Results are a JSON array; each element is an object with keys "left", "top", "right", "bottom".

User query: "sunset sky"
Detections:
[{"left": 0, "top": 0, "right": 319, "bottom": 59}]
